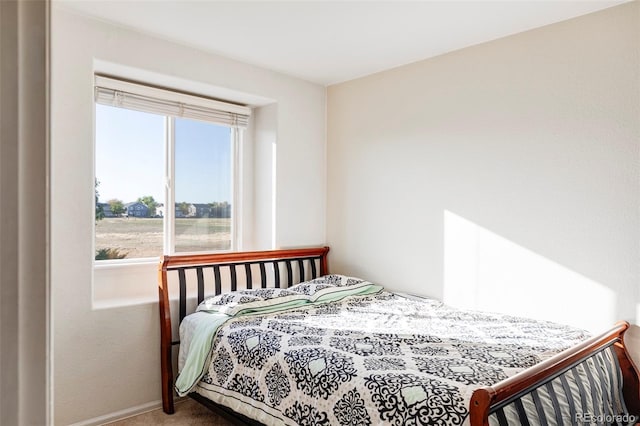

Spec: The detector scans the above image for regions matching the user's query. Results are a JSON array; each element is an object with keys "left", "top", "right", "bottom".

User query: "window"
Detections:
[{"left": 94, "top": 76, "right": 250, "bottom": 262}]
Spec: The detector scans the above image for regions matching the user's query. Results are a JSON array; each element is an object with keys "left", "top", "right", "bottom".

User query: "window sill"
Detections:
[{"left": 94, "top": 257, "right": 159, "bottom": 270}]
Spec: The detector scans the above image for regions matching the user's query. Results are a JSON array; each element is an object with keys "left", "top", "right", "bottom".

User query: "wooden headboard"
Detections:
[{"left": 157, "top": 246, "right": 330, "bottom": 414}]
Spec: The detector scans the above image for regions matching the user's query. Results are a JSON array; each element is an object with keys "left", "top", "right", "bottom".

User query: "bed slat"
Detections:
[
  {"left": 286, "top": 260, "right": 293, "bottom": 287},
  {"left": 274, "top": 261, "right": 281, "bottom": 288},
  {"left": 259, "top": 262, "right": 267, "bottom": 288},
  {"left": 298, "top": 259, "right": 305, "bottom": 281},
  {"left": 245, "top": 263, "right": 252, "bottom": 289},
  {"left": 178, "top": 268, "right": 186, "bottom": 322},
  {"left": 213, "top": 265, "right": 222, "bottom": 295},
  {"left": 544, "top": 382, "right": 562, "bottom": 425},
  {"left": 230, "top": 264, "right": 237, "bottom": 291},
  {"left": 310, "top": 258, "right": 317, "bottom": 279},
  {"left": 196, "top": 267, "right": 204, "bottom": 304}
]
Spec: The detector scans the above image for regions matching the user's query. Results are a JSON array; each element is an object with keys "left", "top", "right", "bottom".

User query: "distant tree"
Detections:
[
  {"left": 208, "top": 201, "right": 231, "bottom": 218},
  {"left": 95, "top": 248, "right": 128, "bottom": 260},
  {"left": 178, "top": 201, "right": 191, "bottom": 216},
  {"left": 95, "top": 179, "right": 104, "bottom": 222},
  {"left": 108, "top": 199, "right": 126, "bottom": 216},
  {"left": 137, "top": 195, "right": 158, "bottom": 217}
]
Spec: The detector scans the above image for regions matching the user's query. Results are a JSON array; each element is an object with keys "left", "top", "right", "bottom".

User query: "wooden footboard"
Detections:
[
  {"left": 469, "top": 321, "right": 640, "bottom": 425},
  {"left": 158, "top": 247, "right": 330, "bottom": 414}
]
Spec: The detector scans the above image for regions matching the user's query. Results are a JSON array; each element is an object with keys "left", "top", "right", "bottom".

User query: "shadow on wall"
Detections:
[{"left": 443, "top": 210, "right": 616, "bottom": 333}]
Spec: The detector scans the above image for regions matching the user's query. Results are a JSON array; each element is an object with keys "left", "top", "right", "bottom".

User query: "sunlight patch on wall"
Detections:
[{"left": 443, "top": 210, "right": 615, "bottom": 333}]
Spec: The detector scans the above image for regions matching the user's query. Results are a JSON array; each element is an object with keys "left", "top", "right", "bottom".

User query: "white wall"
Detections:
[
  {"left": 327, "top": 3, "right": 639, "bottom": 333},
  {"left": 51, "top": 7, "right": 325, "bottom": 424}
]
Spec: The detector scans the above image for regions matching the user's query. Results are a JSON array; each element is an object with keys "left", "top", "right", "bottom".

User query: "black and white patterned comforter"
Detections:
[{"left": 182, "top": 290, "right": 590, "bottom": 425}]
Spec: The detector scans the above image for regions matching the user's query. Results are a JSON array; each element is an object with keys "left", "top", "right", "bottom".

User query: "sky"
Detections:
[{"left": 95, "top": 104, "right": 232, "bottom": 205}]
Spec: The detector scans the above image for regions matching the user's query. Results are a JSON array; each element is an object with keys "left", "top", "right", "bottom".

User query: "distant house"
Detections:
[
  {"left": 124, "top": 201, "right": 149, "bottom": 218},
  {"left": 97, "top": 202, "right": 115, "bottom": 218},
  {"left": 175, "top": 203, "right": 196, "bottom": 218},
  {"left": 155, "top": 203, "right": 196, "bottom": 218},
  {"left": 150, "top": 203, "right": 231, "bottom": 218},
  {"left": 192, "top": 203, "right": 211, "bottom": 218}
]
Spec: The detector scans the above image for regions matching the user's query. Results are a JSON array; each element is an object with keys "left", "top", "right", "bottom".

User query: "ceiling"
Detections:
[{"left": 56, "top": 0, "right": 627, "bottom": 86}]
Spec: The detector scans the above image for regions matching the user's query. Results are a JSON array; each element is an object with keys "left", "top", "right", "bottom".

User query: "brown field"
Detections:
[{"left": 95, "top": 217, "right": 231, "bottom": 259}]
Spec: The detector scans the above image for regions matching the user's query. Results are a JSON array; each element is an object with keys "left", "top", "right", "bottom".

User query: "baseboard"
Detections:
[{"left": 68, "top": 400, "right": 163, "bottom": 426}]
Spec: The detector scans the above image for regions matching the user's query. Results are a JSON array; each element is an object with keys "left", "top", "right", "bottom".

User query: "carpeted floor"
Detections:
[{"left": 105, "top": 399, "right": 235, "bottom": 425}]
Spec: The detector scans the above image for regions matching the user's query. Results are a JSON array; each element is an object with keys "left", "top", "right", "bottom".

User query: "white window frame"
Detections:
[
  {"left": 94, "top": 76, "right": 249, "bottom": 264},
  {"left": 163, "top": 118, "right": 241, "bottom": 256}
]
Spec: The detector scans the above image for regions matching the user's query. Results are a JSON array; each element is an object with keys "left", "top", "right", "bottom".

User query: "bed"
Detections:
[{"left": 158, "top": 247, "right": 640, "bottom": 425}]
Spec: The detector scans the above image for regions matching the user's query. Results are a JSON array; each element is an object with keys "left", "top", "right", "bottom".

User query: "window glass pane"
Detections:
[
  {"left": 95, "top": 104, "right": 165, "bottom": 260},
  {"left": 174, "top": 118, "right": 233, "bottom": 252}
]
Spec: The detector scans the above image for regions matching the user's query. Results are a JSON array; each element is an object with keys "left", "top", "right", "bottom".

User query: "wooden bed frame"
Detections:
[{"left": 158, "top": 247, "right": 640, "bottom": 424}]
